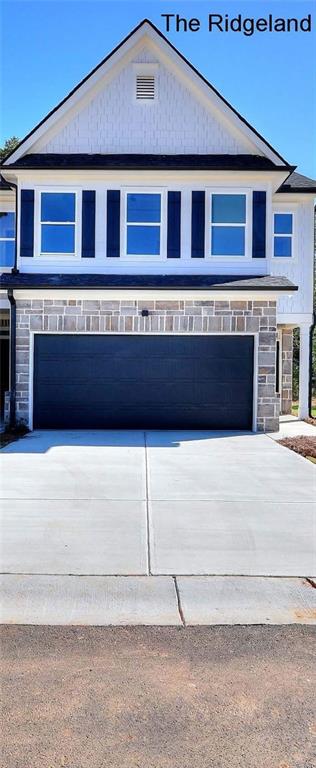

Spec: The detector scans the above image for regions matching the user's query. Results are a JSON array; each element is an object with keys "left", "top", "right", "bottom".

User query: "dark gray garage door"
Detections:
[{"left": 33, "top": 334, "right": 254, "bottom": 430}]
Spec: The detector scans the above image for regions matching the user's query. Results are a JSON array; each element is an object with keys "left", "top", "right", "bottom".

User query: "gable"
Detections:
[
  {"left": 34, "top": 45, "right": 254, "bottom": 156},
  {"left": 2, "top": 20, "right": 289, "bottom": 166}
]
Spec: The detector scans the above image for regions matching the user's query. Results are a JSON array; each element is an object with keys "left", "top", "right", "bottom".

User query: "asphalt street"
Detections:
[{"left": 1, "top": 625, "right": 315, "bottom": 768}]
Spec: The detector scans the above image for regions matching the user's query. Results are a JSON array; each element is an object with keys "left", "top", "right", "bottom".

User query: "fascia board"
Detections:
[
  {"left": 12, "top": 289, "right": 297, "bottom": 301},
  {"left": 0, "top": 170, "right": 291, "bottom": 186}
]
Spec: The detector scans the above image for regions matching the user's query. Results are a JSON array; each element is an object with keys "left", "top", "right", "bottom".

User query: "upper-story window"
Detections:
[
  {"left": 126, "top": 193, "right": 161, "bottom": 256},
  {"left": 210, "top": 193, "right": 247, "bottom": 257},
  {"left": 40, "top": 192, "right": 76, "bottom": 255},
  {"left": 0, "top": 211, "right": 15, "bottom": 266},
  {"left": 273, "top": 213, "right": 293, "bottom": 257}
]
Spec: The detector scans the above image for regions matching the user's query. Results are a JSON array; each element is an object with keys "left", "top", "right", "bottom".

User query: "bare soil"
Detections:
[{"left": 1, "top": 625, "right": 316, "bottom": 768}]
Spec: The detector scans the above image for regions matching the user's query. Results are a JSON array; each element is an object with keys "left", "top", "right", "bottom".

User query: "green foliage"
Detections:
[{"left": 0, "top": 136, "right": 20, "bottom": 161}]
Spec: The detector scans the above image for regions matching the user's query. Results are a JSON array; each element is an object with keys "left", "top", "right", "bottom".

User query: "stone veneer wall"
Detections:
[
  {"left": 14, "top": 298, "right": 279, "bottom": 431},
  {"left": 281, "top": 329, "right": 293, "bottom": 415}
]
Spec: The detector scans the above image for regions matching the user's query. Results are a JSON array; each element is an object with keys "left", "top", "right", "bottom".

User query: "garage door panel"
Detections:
[
  {"left": 33, "top": 334, "right": 254, "bottom": 429},
  {"left": 37, "top": 379, "right": 250, "bottom": 408},
  {"left": 37, "top": 356, "right": 251, "bottom": 385}
]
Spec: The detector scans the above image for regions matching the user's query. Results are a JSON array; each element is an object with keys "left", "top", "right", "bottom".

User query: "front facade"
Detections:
[{"left": 1, "top": 20, "right": 315, "bottom": 431}]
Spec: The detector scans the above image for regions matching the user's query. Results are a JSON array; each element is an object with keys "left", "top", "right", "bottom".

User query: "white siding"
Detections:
[
  {"left": 18, "top": 175, "right": 270, "bottom": 276},
  {"left": 270, "top": 197, "right": 314, "bottom": 317},
  {"left": 37, "top": 46, "right": 252, "bottom": 156}
]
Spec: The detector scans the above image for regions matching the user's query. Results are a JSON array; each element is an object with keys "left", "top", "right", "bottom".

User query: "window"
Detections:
[
  {"left": 210, "top": 194, "right": 246, "bottom": 256},
  {"left": 126, "top": 193, "right": 161, "bottom": 256},
  {"left": 136, "top": 74, "right": 155, "bottom": 100},
  {"left": 40, "top": 192, "right": 76, "bottom": 254},
  {"left": 0, "top": 211, "right": 15, "bottom": 266},
  {"left": 273, "top": 213, "right": 293, "bottom": 257}
]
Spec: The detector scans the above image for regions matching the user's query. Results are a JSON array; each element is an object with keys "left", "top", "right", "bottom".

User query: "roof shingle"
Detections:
[
  {"left": 3, "top": 153, "right": 293, "bottom": 171},
  {"left": 0, "top": 273, "right": 297, "bottom": 291},
  {"left": 277, "top": 171, "right": 316, "bottom": 193}
]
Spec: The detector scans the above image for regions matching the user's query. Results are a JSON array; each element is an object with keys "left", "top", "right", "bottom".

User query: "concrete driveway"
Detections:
[{"left": 1, "top": 430, "right": 315, "bottom": 577}]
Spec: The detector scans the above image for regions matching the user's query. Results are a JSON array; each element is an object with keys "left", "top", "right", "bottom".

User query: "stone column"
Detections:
[{"left": 298, "top": 324, "right": 311, "bottom": 419}]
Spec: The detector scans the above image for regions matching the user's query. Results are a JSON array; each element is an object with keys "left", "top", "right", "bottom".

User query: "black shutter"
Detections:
[
  {"left": 167, "top": 191, "right": 181, "bottom": 258},
  {"left": 106, "top": 190, "right": 120, "bottom": 258},
  {"left": 81, "top": 191, "right": 96, "bottom": 258},
  {"left": 20, "top": 190, "right": 34, "bottom": 258},
  {"left": 252, "top": 191, "right": 266, "bottom": 258},
  {"left": 191, "top": 191, "right": 205, "bottom": 258}
]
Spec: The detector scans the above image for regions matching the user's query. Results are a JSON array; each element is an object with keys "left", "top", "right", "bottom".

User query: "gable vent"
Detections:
[{"left": 136, "top": 74, "right": 155, "bottom": 100}]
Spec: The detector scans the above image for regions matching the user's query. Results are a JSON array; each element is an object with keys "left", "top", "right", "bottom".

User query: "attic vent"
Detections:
[{"left": 136, "top": 74, "right": 155, "bottom": 100}]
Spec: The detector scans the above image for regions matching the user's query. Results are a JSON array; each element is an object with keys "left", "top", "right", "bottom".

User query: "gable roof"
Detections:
[
  {"left": 1, "top": 19, "right": 291, "bottom": 168},
  {"left": 277, "top": 171, "right": 316, "bottom": 194}
]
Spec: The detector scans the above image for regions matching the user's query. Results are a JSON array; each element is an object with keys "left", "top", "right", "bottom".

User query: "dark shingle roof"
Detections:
[
  {"left": 3, "top": 153, "right": 293, "bottom": 171},
  {"left": 277, "top": 171, "right": 316, "bottom": 193},
  {"left": 0, "top": 273, "right": 297, "bottom": 291},
  {"left": 0, "top": 177, "right": 13, "bottom": 190}
]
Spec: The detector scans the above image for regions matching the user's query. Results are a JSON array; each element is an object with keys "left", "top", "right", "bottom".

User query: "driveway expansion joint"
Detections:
[
  {"left": 173, "top": 576, "right": 186, "bottom": 626},
  {"left": 144, "top": 431, "right": 151, "bottom": 575}
]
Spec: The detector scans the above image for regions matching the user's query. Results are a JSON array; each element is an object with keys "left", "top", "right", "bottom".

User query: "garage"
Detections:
[{"left": 33, "top": 334, "right": 254, "bottom": 430}]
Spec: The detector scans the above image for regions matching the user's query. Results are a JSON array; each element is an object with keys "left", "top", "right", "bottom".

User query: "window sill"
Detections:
[
  {"left": 207, "top": 254, "right": 249, "bottom": 261},
  {"left": 272, "top": 256, "right": 294, "bottom": 262},
  {"left": 37, "top": 253, "right": 79, "bottom": 259}
]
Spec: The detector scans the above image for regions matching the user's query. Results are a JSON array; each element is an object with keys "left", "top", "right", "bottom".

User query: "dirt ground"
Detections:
[{"left": 1, "top": 625, "right": 315, "bottom": 768}]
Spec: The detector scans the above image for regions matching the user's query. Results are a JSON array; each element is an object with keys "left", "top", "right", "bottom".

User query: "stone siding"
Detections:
[
  {"left": 281, "top": 329, "right": 293, "bottom": 415},
  {"left": 14, "top": 298, "right": 279, "bottom": 431}
]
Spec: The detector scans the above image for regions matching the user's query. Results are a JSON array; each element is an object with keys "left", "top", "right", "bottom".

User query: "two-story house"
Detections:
[{"left": 0, "top": 19, "right": 315, "bottom": 432}]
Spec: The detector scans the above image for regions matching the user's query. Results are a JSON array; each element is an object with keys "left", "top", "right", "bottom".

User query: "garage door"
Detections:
[{"left": 33, "top": 334, "right": 254, "bottom": 430}]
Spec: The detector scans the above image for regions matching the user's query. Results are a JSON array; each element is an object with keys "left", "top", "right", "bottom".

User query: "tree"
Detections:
[{"left": 0, "top": 136, "right": 20, "bottom": 161}]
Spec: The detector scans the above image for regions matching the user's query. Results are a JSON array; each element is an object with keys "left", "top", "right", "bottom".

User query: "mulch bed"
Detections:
[{"left": 278, "top": 435, "right": 316, "bottom": 461}]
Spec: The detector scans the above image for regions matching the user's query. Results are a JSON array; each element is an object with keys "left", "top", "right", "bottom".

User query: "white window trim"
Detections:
[
  {"left": 0, "top": 209, "right": 15, "bottom": 267},
  {"left": 34, "top": 189, "right": 81, "bottom": 259},
  {"left": 121, "top": 188, "right": 167, "bottom": 261},
  {"left": 272, "top": 209, "right": 295, "bottom": 261},
  {"left": 0, "top": 210, "right": 15, "bottom": 244},
  {"left": 205, "top": 188, "right": 252, "bottom": 261}
]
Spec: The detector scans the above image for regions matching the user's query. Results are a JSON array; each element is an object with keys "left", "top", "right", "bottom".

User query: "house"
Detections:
[{"left": 0, "top": 19, "right": 315, "bottom": 432}]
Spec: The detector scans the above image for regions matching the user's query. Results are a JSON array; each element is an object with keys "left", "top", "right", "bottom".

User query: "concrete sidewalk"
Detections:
[
  {"left": 267, "top": 415, "right": 316, "bottom": 440},
  {"left": 1, "top": 575, "right": 315, "bottom": 625}
]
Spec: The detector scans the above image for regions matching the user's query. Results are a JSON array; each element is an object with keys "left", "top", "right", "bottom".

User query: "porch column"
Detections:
[{"left": 298, "top": 324, "right": 311, "bottom": 419}]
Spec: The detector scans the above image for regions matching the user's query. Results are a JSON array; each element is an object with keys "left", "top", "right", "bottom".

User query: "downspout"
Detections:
[
  {"left": 309, "top": 312, "right": 315, "bottom": 417},
  {"left": 309, "top": 205, "right": 316, "bottom": 417},
  {"left": 0, "top": 175, "right": 19, "bottom": 273},
  {"left": 1, "top": 175, "right": 18, "bottom": 427},
  {"left": 7, "top": 288, "right": 16, "bottom": 428}
]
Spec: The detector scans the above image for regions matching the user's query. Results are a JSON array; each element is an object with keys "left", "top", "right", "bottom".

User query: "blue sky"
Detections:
[{"left": 1, "top": 0, "right": 315, "bottom": 176}]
